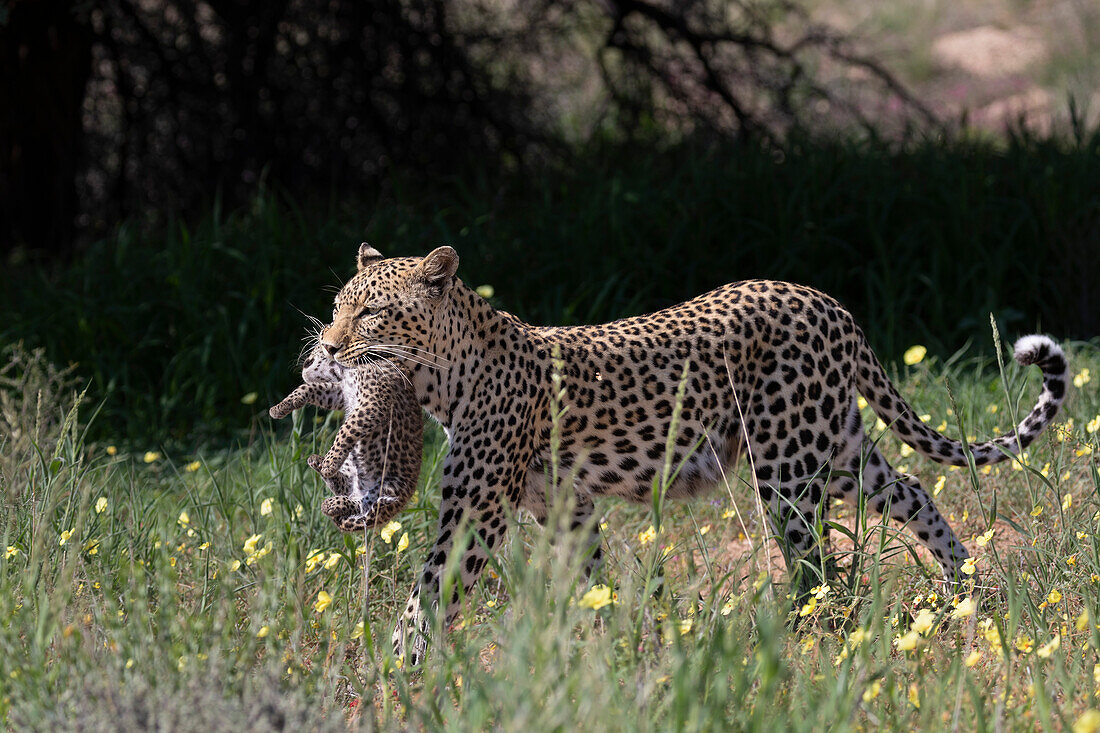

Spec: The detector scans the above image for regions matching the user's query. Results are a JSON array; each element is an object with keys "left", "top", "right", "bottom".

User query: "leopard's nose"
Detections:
[{"left": 321, "top": 341, "right": 339, "bottom": 358}]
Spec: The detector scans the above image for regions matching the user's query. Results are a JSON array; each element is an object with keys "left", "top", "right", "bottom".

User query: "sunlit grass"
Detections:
[{"left": 1, "top": 333, "right": 1098, "bottom": 729}]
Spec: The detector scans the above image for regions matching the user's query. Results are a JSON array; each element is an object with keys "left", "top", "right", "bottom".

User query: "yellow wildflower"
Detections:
[
  {"left": 698, "top": 524, "right": 710, "bottom": 536},
  {"left": 799, "top": 597, "right": 818, "bottom": 617},
  {"left": 1063, "top": 493, "right": 1073, "bottom": 511},
  {"left": 721, "top": 509, "right": 735, "bottom": 519},
  {"left": 862, "top": 680, "right": 881, "bottom": 702},
  {"left": 1031, "top": 504, "right": 1043, "bottom": 517},
  {"left": 678, "top": 619, "right": 693, "bottom": 635},
  {"left": 323, "top": 552, "right": 341, "bottom": 570},
  {"left": 1074, "top": 369, "right": 1091, "bottom": 388},
  {"left": 961, "top": 557, "right": 977, "bottom": 575},
  {"left": 988, "top": 403, "right": 998, "bottom": 414},
  {"left": 810, "top": 584, "right": 830, "bottom": 600},
  {"left": 721, "top": 599, "right": 735, "bottom": 616},
  {"left": 59, "top": 529, "right": 73, "bottom": 546},
  {"left": 351, "top": 621, "right": 365, "bottom": 639},
  {"left": 1036, "top": 635, "right": 1060, "bottom": 659},
  {"left": 857, "top": 395, "right": 868, "bottom": 410},
  {"left": 260, "top": 498, "right": 274, "bottom": 516},
  {"left": 964, "top": 650, "right": 981, "bottom": 667},
  {"left": 974, "top": 528, "right": 995, "bottom": 547},
  {"left": 1048, "top": 589, "right": 1062, "bottom": 604},
  {"left": 396, "top": 532, "right": 409, "bottom": 553},
  {"left": 908, "top": 684, "right": 920, "bottom": 709},
  {"left": 903, "top": 345, "right": 927, "bottom": 366},
  {"left": 243, "top": 533, "right": 262, "bottom": 555},
  {"left": 256, "top": 626, "right": 269, "bottom": 638},
  {"left": 911, "top": 609, "right": 936, "bottom": 635},
  {"left": 5, "top": 546, "right": 18, "bottom": 559},
  {"left": 178, "top": 511, "right": 190, "bottom": 527},
  {"left": 475, "top": 285, "right": 495, "bottom": 299},
  {"left": 1077, "top": 610, "right": 1090, "bottom": 632},
  {"left": 84, "top": 539, "right": 100, "bottom": 555},
  {"left": 240, "top": 392, "right": 258, "bottom": 405},
  {"left": 380, "top": 521, "right": 402, "bottom": 544},
  {"left": 106, "top": 445, "right": 118, "bottom": 456},
  {"left": 229, "top": 559, "right": 241, "bottom": 571},
  {"left": 1088, "top": 416, "right": 1100, "bottom": 434},
  {"left": 185, "top": 461, "right": 201, "bottom": 472},
  {"left": 900, "top": 443, "right": 914, "bottom": 458},
  {"left": 314, "top": 590, "right": 333, "bottom": 613},
  {"left": 1015, "top": 635, "right": 1034, "bottom": 654},
  {"left": 638, "top": 525, "right": 657, "bottom": 545},
  {"left": 304, "top": 550, "right": 324, "bottom": 573},
  {"left": 848, "top": 627, "right": 868, "bottom": 647},
  {"left": 951, "top": 597, "right": 976, "bottom": 619},
  {"left": 578, "top": 584, "right": 614, "bottom": 610},
  {"left": 1075, "top": 710, "right": 1100, "bottom": 733},
  {"left": 933, "top": 475, "right": 946, "bottom": 497},
  {"left": 143, "top": 451, "right": 161, "bottom": 463},
  {"left": 95, "top": 497, "right": 108, "bottom": 514}
]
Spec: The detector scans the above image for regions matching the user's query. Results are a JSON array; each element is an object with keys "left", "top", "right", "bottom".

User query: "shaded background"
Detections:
[{"left": 1, "top": 0, "right": 1098, "bottom": 446}]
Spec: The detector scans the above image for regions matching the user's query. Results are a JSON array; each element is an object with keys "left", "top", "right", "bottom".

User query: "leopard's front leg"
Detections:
[{"left": 392, "top": 433, "right": 526, "bottom": 666}]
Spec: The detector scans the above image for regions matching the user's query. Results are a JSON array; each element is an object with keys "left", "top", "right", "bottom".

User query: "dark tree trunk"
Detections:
[{"left": 0, "top": 0, "right": 93, "bottom": 255}]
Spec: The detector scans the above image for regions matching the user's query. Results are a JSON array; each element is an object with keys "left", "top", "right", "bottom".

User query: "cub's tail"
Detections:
[{"left": 856, "top": 332, "right": 1068, "bottom": 467}]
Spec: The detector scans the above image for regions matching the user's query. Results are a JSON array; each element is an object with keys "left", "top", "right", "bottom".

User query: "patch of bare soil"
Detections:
[
  {"left": 931, "top": 26, "right": 1047, "bottom": 77},
  {"left": 707, "top": 511, "right": 1028, "bottom": 594}
]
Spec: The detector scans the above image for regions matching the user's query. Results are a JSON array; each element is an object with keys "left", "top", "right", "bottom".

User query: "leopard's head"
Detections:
[{"left": 320, "top": 244, "right": 459, "bottom": 370}]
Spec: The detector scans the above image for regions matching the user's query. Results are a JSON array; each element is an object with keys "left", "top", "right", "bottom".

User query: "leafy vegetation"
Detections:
[{"left": 2, "top": 132, "right": 1098, "bottom": 447}]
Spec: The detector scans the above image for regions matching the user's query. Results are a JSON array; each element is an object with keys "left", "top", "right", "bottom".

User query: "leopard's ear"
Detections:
[
  {"left": 357, "top": 243, "right": 383, "bottom": 271},
  {"left": 413, "top": 246, "right": 459, "bottom": 296}
]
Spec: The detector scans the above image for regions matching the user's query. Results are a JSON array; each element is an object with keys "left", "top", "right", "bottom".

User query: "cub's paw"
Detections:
[
  {"left": 321, "top": 495, "right": 358, "bottom": 520},
  {"left": 319, "top": 453, "right": 343, "bottom": 479},
  {"left": 332, "top": 514, "right": 369, "bottom": 533},
  {"left": 306, "top": 454, "right": 324, "bottom": 473},
  {"left": 268, "top": 400, "right": 293, "bottom": 419}
]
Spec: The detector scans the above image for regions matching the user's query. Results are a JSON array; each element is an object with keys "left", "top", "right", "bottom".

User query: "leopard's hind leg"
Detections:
[{"left": 829, "top": 435, "right": 971, "bottom": 585}]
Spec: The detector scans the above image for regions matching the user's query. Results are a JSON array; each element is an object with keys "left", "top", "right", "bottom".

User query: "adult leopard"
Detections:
[{"left": 319, "top": 244, "right": 1068, "bottom": 664}]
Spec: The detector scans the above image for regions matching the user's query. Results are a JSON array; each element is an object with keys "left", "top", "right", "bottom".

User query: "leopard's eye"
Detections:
[{"left": 357, "top": 304, "right": 385, "bottom": 319}]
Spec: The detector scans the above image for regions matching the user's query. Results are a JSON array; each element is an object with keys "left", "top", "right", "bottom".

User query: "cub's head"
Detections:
[
  {"left": 319, "top": 244, "right": 460, "bottom": 368},
  {"left": 301, "top": 341, "right": 345, "bottom": 383}
]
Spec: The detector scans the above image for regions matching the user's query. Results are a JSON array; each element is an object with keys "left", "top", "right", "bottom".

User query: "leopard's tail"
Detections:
[{"left": 855, "top": 331, "right": 1069, "bottom": 467}]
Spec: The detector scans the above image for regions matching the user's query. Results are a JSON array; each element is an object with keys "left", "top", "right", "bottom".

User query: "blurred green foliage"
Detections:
[{"left": 2, "top": 132, "right": 1097, "bottom": 447}]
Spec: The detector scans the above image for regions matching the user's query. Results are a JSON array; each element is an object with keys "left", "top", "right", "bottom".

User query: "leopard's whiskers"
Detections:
[{"left": 369, "top": 345, "right": 450, "bottom": 371}]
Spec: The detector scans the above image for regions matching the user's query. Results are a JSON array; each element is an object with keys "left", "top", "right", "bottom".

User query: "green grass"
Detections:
[
  {"left": 2, "top": 133, "right": 1099, "bottom": 447},
  {"left": 2, "top": 330, "right": 1099, "bottom": 730},
  {"left": 3, "top": 135, "right": 1100, "bottom": 728}
]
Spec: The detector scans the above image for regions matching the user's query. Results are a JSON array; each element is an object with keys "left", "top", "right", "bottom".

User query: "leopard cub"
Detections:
[{"left": 269, "top": 343, "right": 422, "bottom": 532}]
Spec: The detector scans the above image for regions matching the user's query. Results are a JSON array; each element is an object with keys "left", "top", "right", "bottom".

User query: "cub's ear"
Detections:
[
  {"left": 357, "top": 243, "right": 384, "bottom": 271},
  {"left": 414, "top": 246, "right": 459, "bottom": 295}
]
